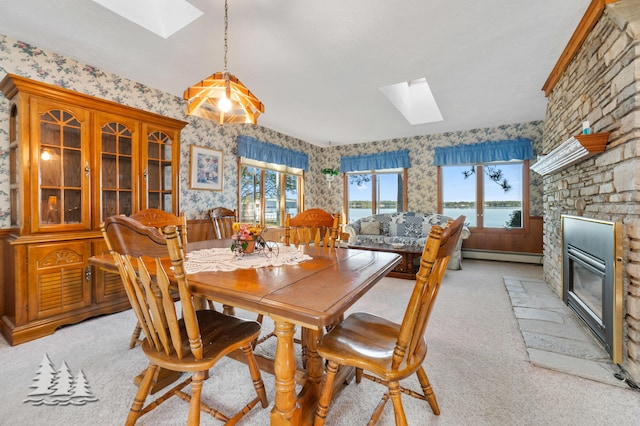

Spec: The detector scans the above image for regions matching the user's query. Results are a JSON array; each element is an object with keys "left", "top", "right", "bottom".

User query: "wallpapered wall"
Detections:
[
  {"left": 324, "top": 123, "right": 544, "bottom": 218},
  {"left": 0, "top": 33, "right": 543, "bottom": 229}
]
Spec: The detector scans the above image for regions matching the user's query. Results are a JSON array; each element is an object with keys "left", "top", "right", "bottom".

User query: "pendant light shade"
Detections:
[
  {"left": 185, "top": 72, "right": 264, "bottom": 124},
  {"left": 184, "top": 0, "right": 263, "bottom": 125}
]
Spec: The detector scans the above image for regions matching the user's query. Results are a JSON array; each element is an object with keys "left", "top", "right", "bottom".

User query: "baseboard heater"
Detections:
[{"left": 462, "top": 249, "right": 543, "bottom": 265}]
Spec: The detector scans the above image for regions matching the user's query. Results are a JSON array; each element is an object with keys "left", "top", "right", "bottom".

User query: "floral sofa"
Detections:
[{"left": 344, "top": 212, "right": 471, "bottom": 270}]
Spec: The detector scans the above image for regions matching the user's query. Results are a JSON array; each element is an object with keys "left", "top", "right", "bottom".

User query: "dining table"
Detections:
[{"left": 90, "top": 238, "right": 401, "bottom": 425}]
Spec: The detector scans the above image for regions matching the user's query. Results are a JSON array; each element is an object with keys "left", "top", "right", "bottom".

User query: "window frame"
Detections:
[
  {"left": 343, "top": 168, "right": 408, "bottom": 223},
  {"left": 238, "top": 157, "right": 304, "bottom": 227},
  {"left": 437, "top": 160, "right": 530, "bottom": 233}
]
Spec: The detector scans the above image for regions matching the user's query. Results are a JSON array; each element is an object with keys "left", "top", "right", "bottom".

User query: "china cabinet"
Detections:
[{"left": 0, "top": 74, "right": 187, "bottom": 345}]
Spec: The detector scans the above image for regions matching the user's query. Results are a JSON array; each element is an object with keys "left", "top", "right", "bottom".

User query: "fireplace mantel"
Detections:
[{"left": 531, "top": 132, "right": 610, "bottom": 175}]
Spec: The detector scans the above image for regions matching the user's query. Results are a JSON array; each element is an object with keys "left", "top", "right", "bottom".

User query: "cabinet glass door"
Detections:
[
  {"left": 145, "top": 130, "right": 174, "bottom": 212},
  {"left": 9, "top": 105, "right": 19, "bottom": 227},
  {"left": 100, "top": 121, "right": 134, "bottom": 220},
  {"left": 36, "top": 105, "right": 90, "bottom": 231}
]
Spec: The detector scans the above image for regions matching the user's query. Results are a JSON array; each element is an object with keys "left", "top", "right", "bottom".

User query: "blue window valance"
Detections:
[
  {"left": 433, "top": 138, "right": 534, "bottom": 166},
  {"left": 237, "top": 135, "right": 309, "bottom": 170},
  {"left": 340, "top": 149, "right": 410, "bottom": 173}
]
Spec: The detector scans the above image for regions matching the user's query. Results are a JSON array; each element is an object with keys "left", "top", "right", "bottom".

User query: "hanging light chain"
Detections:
[{"left": 223, "top": 0, "right": 229, "bottom": 73}]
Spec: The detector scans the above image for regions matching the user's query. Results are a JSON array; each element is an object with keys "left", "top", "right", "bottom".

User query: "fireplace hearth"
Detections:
[{"left": 562, "top": 215, "right": 622, "bottom": 363}]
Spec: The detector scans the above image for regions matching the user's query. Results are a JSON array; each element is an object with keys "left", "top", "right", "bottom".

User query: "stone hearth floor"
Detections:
[{"left": 504, "top": 276, "right": 626, "bottom": 388}]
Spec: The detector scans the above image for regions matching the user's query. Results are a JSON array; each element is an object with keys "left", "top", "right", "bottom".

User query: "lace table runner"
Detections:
[{"left": 184, "top": 245, "right": 312, "bottom": 274}]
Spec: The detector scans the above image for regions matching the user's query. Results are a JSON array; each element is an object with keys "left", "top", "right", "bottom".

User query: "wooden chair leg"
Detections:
[
  {"left": 242, "top": 345, "right": 269, "bottom": 407},
  {"left": 369, "top": 392, "right": 390, "bottom": 425},
  {"left": 388, "top": 380, "right": 408, "bottom": 426},
  {"left": 187, "top": 370, "right": 204, "bottom": 425},
  {"left": 126, "top": 364, "right": 157, "bottom": 426},
  {"left": 301, "top": 327, "right": 308, "bottom": 369},
  {"left": 222, "top": 304, "right": 236, "bottom": 316},
  {"left": 129, "top": 322, "right": 142, "bottom": 349},
  {"left": 416, "top": 366, "right": 440, "bottom": 415},
  {"left": 314, "top": 360, "right": 339, "bottom": 426},
  {"left": 207, "top": 300, "right": 217, "bottom": 311}
]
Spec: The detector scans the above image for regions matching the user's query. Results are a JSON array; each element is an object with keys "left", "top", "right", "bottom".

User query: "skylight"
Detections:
[
  {"left": 380, "top": 78, "right": 443, "bottom": 125},
  {"left": 92, "top": 0, "right": 203, "bottom": 39}
]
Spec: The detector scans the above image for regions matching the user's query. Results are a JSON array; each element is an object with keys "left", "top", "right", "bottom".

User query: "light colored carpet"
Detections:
[{"left": 1, "top": 259, "right": 639, "bottom": 425}]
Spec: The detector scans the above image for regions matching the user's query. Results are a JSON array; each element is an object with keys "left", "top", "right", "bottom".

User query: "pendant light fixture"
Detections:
[{"left": 184, "top": 0, "right": 264, "bottom": 125}]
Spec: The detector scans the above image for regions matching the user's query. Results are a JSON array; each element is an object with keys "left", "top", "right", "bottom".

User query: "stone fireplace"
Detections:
[{"left": 540, "top": 0, "right": 640, "bottom": 383}]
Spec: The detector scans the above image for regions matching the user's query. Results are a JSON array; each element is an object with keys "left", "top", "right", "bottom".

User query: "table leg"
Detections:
[
  {"left": 270, "top": 319, "right": 302, "bottom": 425},
  {"left": 297, "top": 328, "right": 323, "bottom": 423}
]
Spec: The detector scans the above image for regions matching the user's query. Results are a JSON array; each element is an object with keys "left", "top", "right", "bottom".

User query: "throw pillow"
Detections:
[
  {"left": 360, "top": 221, "right": 381, "bottom": 235},
  {"left": 395, "top": 215, "right": 423, "bottom": 238}
]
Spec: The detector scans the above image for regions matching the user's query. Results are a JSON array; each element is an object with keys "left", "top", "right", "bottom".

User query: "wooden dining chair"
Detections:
[
  {"left": 125, "top": 208, "right": 188, "bottom": 348},
  {"left": 208, "top": 207, "right": 237, "bottom": 239},
  {"left": 271, "top": 209, "right": 341, "bottom": 365},
  {"left": 101, "top": 215, "right": 268, "bottom": 426},
  {"left": 284, "top": 208, "right": 341, "bottom": 248},
  {"left": 313, "top": 215, "right": 466, "bottom": 426}
]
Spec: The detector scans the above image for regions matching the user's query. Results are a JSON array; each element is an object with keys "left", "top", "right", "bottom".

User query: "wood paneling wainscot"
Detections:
[{"left": 462, "top": 216, "right": 543, "bottom": 254}]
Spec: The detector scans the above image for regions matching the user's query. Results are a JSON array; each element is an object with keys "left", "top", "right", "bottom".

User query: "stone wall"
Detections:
[{"left": 541, "top": 0, "right": 640, "bottom": 380}]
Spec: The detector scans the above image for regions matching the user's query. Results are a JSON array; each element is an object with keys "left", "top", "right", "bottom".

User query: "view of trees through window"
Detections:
[
  {"left": 346, "top": 171, "right": 405, "bottom": 222},
  {"left": 239, "top": 163, "right": 301, "bottom": 227},
  {"left": 441, "top": 162, "right": 524, "bottom": 229}
]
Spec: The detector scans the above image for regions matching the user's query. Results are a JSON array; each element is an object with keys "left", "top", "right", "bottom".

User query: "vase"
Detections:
[{"left": 242, "top": 239, "right": 256, "bottom": 253}]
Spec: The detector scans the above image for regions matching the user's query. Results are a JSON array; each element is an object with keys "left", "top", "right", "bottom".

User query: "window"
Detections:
[
  {"left": 239, "top": 158, "right": 302, "bottom": 227},
  {"left": 346, "top": 169, "right": 407, "bottom": 222},
  {"left": 440, "top": 161, "right": 528, "bottom": 229}
]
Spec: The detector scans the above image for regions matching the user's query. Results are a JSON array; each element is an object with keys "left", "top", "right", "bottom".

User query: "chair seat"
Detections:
[
  {"left": 316, "top": 312, "right": 427, "bottom": 381},
  {"left": 141, "top": 310, "right": 262, "bottom": 373}
]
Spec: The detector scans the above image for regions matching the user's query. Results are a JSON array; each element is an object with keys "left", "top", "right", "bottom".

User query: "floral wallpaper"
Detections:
[
  {"left": 320, "top": 122, "right": 544, "bottom": 220},
  {"left": 0, "top": 33, "right": 312, "bottom": 225},
  {"left": 0, "top": 32, "right": 543, "bottom": 229}
]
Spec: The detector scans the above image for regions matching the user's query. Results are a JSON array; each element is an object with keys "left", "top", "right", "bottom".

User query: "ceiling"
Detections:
[{"left": 0, "top": 0, "right": 591, "bottom": 146}]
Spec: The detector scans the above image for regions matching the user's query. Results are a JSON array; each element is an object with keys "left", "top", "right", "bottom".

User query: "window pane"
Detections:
[
  {"left": 347, "top": 173, "right": 373, "bottom": 222},
  {"left": 442, "top": 165, "right": 477, "bottom": 226},
  {"left": 264, "top": 169, "right": 279, "bottom": 226},
  {"left": 240, "top": 166, "right": 260, "bottom": 223},
  {"left": 377, "top": 173, "right": 403, "bottom": 214},
  {"left": 239, "top": 161, "right": 302, "bottom": 227},
  {"left": 483, "top": 163, "right": 523, "bottom": 228},
  {"left": 285, "top": 174, "right": 299, "bottom": 217}
]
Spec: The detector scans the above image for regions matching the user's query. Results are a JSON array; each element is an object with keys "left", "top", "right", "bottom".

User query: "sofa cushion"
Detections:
[
  {"left": 389, "top": 212, "right": 424, "bottom": 238},
  {"left": 360, "top": 221, "right": 381, "bottom": 235}
]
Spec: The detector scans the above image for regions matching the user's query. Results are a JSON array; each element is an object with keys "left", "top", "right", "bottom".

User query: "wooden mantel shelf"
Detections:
[{"left": 531, "top": 132, "right": 610, "bottom": 175}]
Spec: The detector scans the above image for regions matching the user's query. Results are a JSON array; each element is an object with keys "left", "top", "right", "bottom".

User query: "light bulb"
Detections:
[
  {"left": 218, "top": 96, "right": 231, "bottom": 112},
  {"left": 41, "top": 150, "right": 51, "bottom": 161}
]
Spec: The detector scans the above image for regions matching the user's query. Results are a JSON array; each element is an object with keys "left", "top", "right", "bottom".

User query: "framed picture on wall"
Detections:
[{"left": 190, "top": 145, "right": 223, "bottom": 191}]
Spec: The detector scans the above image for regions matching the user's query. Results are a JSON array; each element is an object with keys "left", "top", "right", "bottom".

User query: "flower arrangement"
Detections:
[
  {"left": 232, "top": 222, "right": 261, "bottom": 240},
  {"left": 231, "top": 223, "right": 263, "bottom": 253}
]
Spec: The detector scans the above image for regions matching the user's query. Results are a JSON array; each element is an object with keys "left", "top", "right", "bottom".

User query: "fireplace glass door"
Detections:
[
  {"left": 562, "top": 215, "right": 622, "bottom": 363},
  {"left": 568, "top": 248, "right": 605, "bottom": 331}
]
